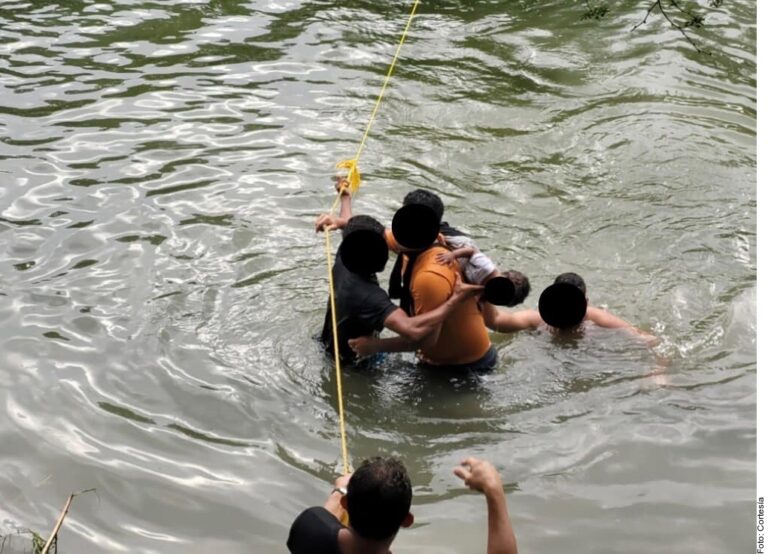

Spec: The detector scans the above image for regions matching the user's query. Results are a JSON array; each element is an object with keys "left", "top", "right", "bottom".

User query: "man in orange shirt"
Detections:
[{"left": 352, "top": 190, "right": 497, "bottom": 371}]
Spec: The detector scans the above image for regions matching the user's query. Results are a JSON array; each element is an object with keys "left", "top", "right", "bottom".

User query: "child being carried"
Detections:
[{"left": 436, "top": 222, "right": 530, "bottom": 307}]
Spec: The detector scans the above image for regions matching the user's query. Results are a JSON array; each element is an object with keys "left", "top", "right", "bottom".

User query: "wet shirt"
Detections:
[
  {"left": 287, "top": 507, "right": 343, "bottom": 554},
  {"left": 407, "top": 247, "right": 491, "bottom": 365},
  {"left": 321, "top": 252, "right": 398, "bottom": 363}
]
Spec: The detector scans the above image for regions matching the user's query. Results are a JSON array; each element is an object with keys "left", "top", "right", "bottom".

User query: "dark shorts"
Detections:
[{"left": 418, "top": 345, "right": 498, "bottom": 373}]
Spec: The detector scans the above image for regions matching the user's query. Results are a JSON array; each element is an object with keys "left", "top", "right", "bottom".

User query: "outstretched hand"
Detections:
[{"left": 453, "top": 457, "right": 504, "bottom": 495}]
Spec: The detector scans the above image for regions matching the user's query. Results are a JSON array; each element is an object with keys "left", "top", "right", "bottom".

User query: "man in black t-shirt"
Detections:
[
  {"left": 317, "top": 184, "right": 482, "bottom": 365},
  {"left": 287, "top": 457, "right": 413, "bottom": 554},
  {"left": 319, "top": 234, "right": 397, "bottom": 364},
  {"left": 287, "top": 456, "right": 519, "bottom": 554}
]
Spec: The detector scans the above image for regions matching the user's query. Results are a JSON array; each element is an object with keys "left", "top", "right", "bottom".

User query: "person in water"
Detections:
[
  {"left": 435, "top": 223, "right": 530, "bottom": 307},
  {"left": 378, "top": 189, "right": 499, "bottom": 370},
  {"left": 482, "top": 272, "right": 658, "bottom": 343},
  {"left": 315, "top": 180, "right": 482, "bottom": 365},
  {"left": 287, "top": 456, "right": 518, "bottom": 554}
]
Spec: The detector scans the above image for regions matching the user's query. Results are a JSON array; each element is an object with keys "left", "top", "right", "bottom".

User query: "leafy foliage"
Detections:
[
  {"left": 581, "top": 4, "right": 610, "bottom": 20},
  {"left": 683, "top": 14, "right": 705, "bottom": 28}
]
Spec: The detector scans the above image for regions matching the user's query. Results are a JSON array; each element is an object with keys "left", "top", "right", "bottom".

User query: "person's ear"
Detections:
[
  {"left": 340, "top": 495, "right": 348, "bottom": 510},
  {"left": 401, "top": 512, "right": 414, "bottom": 528}
]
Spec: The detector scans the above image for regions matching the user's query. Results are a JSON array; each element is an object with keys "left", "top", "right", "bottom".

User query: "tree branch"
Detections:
[
  {"left": 631, "top": 0, "right": 660, "bottom": 31},
  {"left": 656, "top": 0, "right": 706, "bottom": 53},
  {"left": 632, "top": 0, "right": 709, "bottom": 54}
]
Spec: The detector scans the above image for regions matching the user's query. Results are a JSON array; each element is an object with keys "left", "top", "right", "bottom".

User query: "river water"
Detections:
[{"left": 0, "top": 1, "right": 756, "bottom": 553}]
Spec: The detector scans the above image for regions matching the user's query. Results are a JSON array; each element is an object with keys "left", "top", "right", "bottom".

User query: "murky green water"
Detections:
[{"left": 0, "top": 1, "right": 755, "bottom": 552}]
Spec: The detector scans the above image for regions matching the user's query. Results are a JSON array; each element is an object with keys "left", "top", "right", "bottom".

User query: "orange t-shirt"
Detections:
[{"left": 407, "top": 247, "right": 491, "bottom": 365}]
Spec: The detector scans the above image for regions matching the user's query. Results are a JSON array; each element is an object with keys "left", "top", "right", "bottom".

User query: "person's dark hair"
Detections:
[
  {"left": 403, "top": 189, "right": 444, "bottom": 222},
  {"left": 342, "top": 214, "right": 384, "bottom": 240},
  {"left": 340, "top": 215, "right": 387, "bottom": 275},
  {"left": 346, "top": 457, "right": 412, "bottom": 541},
  {"left": 554, "top": 272, "right": 586, "bottom": 295},
  {"left": 502, "top": 270, "right": 531, "bottom": 306}
]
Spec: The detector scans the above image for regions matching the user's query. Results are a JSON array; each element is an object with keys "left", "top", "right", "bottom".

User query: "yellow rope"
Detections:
[
  {"left": 325, "top": 0, "right": 421, "bottom": 477},
  {"left": 336, "top": 0, "right": 421, "bottom": 194},
  {"left": 324, "top": 224, "right": 351, "bottom": 474}
]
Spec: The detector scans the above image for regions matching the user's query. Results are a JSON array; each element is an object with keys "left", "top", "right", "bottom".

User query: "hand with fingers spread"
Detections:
[
  {"left": 451, "top": 274, "right": 484, "bottom": 303},
  {"left": 436, "top": 250, "right": 456, "bottom": 265}
]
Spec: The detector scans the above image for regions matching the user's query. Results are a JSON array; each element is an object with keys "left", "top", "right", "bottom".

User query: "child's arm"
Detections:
[{"left": 437, "top": 246, "right": 476, "bottom": 265}]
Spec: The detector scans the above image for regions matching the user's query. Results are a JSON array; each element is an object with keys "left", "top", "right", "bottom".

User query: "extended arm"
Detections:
[
  {"left": 349, "top": 278, "right": 483, "bottom": 356},
  {"left": 436, "top": 245, "right": 476, "bottom": 265},
  {"left": 350, "top": 334, "right": 421, "bottom": 356},
  {"left": 385, "top": 279, "right": 482, "bottom": 342},
  {"left": 586, "top": 307, "right": 658, "bottom": 345},
  {"left": 314, "top": 179, "right": 352, "bottom": 233},
  {"left": 454, "top": 458, "right": 517, "bottom": 554},
  {"left": 482, "top": 302, "right": 542, "bottom": 333}
]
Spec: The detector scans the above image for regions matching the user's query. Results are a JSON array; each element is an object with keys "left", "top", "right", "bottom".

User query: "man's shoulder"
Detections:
[{"left": 287, "top": 507, "right": 343, "bottom": 554}]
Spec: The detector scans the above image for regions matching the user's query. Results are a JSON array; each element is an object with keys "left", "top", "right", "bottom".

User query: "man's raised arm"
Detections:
[
  {"left": 586, "top": 306, "right": 658, "bottom": 345},
  {"left": 315, "top": 178, "right": 352, "bottom": 233},
  {"left": 454, "top": 457, "right": 518, "bottom": 554}
]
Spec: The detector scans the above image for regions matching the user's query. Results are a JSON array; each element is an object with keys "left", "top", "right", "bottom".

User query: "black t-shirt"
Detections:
[
  {"left": 321, "top": 252, "right": 398, "bottom": 363},
  {"left": 287, "top": 506, "right": 344, "bottom": 554}
]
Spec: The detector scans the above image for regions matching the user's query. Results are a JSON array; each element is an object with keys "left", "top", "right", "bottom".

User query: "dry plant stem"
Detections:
[
  {"left": 40, "top": 495, "right": 72, "bottom": 554},
  {"left": 41, "top": 489, "right": 96, "bottom": 554}
]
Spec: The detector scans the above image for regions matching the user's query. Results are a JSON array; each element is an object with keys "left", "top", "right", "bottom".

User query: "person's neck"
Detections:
[{"left": 338, "top": 528, "right": 394, "bottom": 554}]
